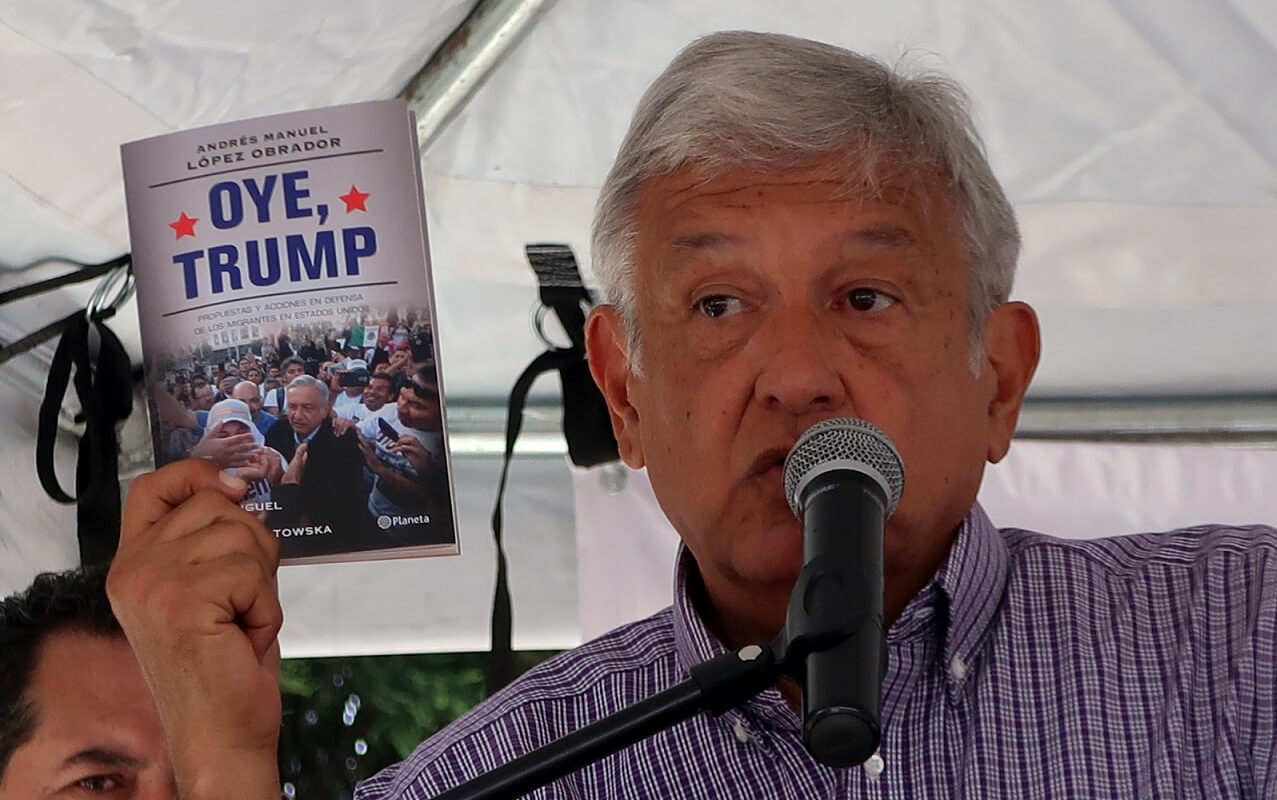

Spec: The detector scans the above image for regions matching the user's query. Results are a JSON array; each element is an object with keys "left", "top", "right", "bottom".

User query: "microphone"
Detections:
[{"left": 782, "top": 417, "right": 904, "bottom": 768}]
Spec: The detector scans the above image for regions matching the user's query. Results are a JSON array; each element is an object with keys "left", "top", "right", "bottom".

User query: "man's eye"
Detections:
[
  {"left": 694, "top": 295, "right": 745, "bottom": 319},
  {"left": 846, "top": 288, "right": 895, "bottom": 312},
  {"left": 74, "top": 774, "right": 122, "bottom": 792}
]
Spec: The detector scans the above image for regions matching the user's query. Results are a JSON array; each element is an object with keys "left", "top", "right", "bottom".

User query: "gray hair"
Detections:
[
  {"left": 591, "top": 31, "right": 1019, "bottom": 367},
  {"left": 286, "top": 374, "right": 329, "bottom": 405}
]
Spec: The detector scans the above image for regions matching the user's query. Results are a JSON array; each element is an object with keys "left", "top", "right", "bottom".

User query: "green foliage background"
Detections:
[{"left": 278, "top": 652, "right": 554, "bottom": 799}]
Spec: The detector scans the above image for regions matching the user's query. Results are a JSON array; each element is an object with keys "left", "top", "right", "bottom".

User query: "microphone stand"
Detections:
[{"left": 433, "top": 561, "right": 877, "bottom": 800}]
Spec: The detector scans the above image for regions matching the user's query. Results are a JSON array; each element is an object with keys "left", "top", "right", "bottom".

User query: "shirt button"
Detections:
[
  {"left": 950, "top": 656, "right": 968, "bottom": 680},
  {"left": 863, "top": 753, "right": 885, "bottom": 777},
  {"left": 732, "top": 720, "right": 750, "bottom": 744}
]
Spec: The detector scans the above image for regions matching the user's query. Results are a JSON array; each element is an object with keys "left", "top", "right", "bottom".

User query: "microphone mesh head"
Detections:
[{"left": 782, "top": 418, "right": 905, "bottom": 516}]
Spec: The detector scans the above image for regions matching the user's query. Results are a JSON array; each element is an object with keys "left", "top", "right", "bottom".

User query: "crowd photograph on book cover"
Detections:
[{"left": 145, "top": 304, "right": 455, "bottom": 562}]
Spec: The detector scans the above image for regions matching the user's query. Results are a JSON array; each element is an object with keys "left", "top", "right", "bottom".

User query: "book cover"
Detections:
[{"left": 121, "top": 99, "right": 459, "bottom": 564}]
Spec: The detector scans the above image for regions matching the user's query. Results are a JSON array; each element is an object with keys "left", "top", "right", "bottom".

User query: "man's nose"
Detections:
[{"left": 751, "top": 306, "right": 849, "bottom": 415}]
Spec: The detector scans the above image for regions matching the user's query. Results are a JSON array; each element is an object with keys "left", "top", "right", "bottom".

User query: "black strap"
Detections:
[
  {"left": 527, "top": 243, "right": 592, "bottom": 352},
  {"left": 3, "top": 256, "right": 137, "bottom": 567},
  {"left": 487, "top": 347, "right": 581, "bottom": 695},
  {"left": 524, "top": 244, "right": 618, "bottom": 470},
  {"left": 0, "top": 309, "right": 96, "bottom": 369},
  {"left": 0, "top": 254, "right": 126, "bottom": 308},
  {"left": 485, "top": 244, "right": 619, "bottom": 695},
  {"left": 35, "top": 314, "right": 134, "bottom": 567},
  {"left": 0, "top": 256, "right": 132, "bottom": 367}
]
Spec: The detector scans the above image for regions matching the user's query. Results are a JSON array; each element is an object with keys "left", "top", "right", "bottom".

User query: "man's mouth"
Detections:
[{"left": 748, "top": 447, "right": 791, "bottom": 481}]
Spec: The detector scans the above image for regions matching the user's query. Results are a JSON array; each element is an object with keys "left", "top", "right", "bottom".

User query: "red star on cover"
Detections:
[
  {"left": 339, "top": 185, "right": 370, "bottom": 213},
  {"left": 169, "top": 212, "right": 198, "bottom": 239}
]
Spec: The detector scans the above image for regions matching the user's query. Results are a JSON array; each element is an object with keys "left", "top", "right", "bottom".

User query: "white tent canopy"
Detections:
[{"left": 1, "top": 0, "right": 1274, "bottom": 655}]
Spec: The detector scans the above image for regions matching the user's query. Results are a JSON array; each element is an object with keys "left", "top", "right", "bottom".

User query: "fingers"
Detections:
[
  {"left": 107, "top": 527, "right": 282, "bottom": 679},
  {"left": 195, "top": 551, "right": 285, "bottom": 660},
  {"left": 141, "top": 485, "right": 270, "bottom": 549},
  {"left": 281, "top": 444, "right": 309, "bottom": 484},
  {"left": 113, "top": 499, "right": 280, "bottom": 603},
  {"left": 221, "top": 435, "right": 258, "bottom": 460},
  {"left": 115, "top": 538, "right": 277, "bottom": 628},
  {"left": 122, "top": 459, "right": 247, "bottom": 543}
]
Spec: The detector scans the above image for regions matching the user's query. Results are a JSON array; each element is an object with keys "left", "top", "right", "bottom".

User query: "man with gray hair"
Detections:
[
  {"left": 108, "top": 31, "right": 1274, "bottom": 798},
  {"left": 263, "top": 374, "right": 371, "bottom": 558},
  {"left": 264, "top": 375, "right": 331, "bottom": 461}
]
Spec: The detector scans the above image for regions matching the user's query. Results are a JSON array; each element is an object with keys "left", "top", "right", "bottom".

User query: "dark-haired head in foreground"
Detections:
[{"left": 0, "top": 569, "right": 172, "bottom": 798}]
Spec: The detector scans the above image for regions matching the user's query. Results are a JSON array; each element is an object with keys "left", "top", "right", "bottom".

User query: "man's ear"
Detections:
[
  {"left": 585, "top": 306, "right": 645, "bottom": 469},
  {"left": 982, "top": 301, "right": 1040, "bottom": 464}
]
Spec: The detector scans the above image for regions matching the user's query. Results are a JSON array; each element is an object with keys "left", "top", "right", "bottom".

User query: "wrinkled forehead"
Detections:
[
  {"left": 286, "top": 385, "right": 322, "bottom": 404},
  {"left": 631, "top": 158, "right": 960, "bottom": 257}
]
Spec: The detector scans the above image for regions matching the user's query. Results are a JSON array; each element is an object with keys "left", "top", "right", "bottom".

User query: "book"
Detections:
[{"left": 121, "top": 99, "right": 459, "bottom": 564}]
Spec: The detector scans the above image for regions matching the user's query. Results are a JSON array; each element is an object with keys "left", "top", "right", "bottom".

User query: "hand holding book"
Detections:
[{"left": 106, "top": 459, "right": 283, "bottom": 800}]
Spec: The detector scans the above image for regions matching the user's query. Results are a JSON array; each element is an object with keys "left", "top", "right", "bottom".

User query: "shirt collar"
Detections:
[
  {"left": 670, "top": 502, "right": 1009, "bottom": 712},
  {"left": 670, "top": 547, "right": 799, "bottom": 733},
  {"left": 671, "top": 550, "right": 726, "bottom": 667},
  {"left": 939, "top": 503, "right": 1009, "bottom": 686},
  {"left": 889, "top": 502, "right": 1010, "bottom": 702}
]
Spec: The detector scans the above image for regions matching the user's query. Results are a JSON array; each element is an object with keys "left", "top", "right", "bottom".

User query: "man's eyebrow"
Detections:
[
  {"left": 668, "top": 232, "right": 746, "bottom": 253},
  {"left": 845, "top": 225, "right": 920, "bottom": 248},
  {"left": 59, "top": 747, "right": 145, "bottom": 771},
  {"left": 669, "top": 226, "right": 919, "bottom": 253}
]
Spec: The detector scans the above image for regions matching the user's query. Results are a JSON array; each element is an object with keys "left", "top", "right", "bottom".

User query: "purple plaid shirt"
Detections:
[{"left": 357, "top": 505, "right": 1276, "bottom": 799}]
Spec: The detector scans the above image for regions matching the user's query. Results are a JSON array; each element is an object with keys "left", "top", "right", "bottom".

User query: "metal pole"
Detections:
[{"left": 399, "top": 0, "right": 557, "bottom": 153}]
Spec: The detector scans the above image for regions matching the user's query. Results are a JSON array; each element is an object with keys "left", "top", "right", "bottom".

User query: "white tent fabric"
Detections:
[
  {"left": 0, "top": 1, "right": 1274, "bottom": 655},
  {"left": 3, "top": 0, "right": 1276, "bottom": 396}
]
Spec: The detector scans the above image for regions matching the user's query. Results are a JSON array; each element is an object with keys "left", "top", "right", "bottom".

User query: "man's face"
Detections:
[
  {"left": 397, "top": 382, "right": 441, "bottom": 432},
  {"left": 0, "top": 633, "right": 173, "bottom": 798},
  {"left": 217, "top": 376, "right": 236, "bottom": 395},
  {"left": 286, "top": 385, "right": 327, "bottom": 438},
  {"left": 363, "top": 378, "right": 392, "bottom": 412},
  {"left": 190, "top": 386, "right": 215, "bottom": 412},
  {"left": 283, "top": 363, "right": 304, "bottom": 382},
  {"left": 318, "top": 364, "right": 339, "bottom": 391},
  {"left": 231, "top": 383, "right": 262, "bottom": 419},
  {"left": 588, "top": 160, "right": 1037, "bottom": 635}
]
